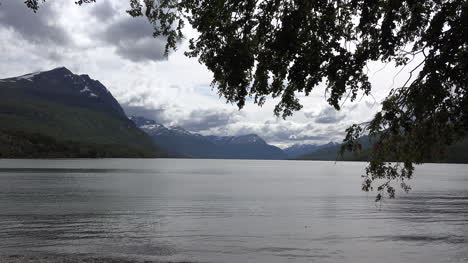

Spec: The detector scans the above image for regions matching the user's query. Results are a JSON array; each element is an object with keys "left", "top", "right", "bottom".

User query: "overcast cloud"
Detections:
[
  {"left": 312, "top": 107, "right": 347, "bottom": 124},
  {"left": 0, "top": 0, "right": 416, "bottom": 148},
  {"left": 99, "top": 16, "right": 168, "bottom": 62},
  {"left": 0, "top": 0, "right": 70, "bottom": 46}
]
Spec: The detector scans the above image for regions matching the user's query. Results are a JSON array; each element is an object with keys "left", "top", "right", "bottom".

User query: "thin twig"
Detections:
[
  {"left": 371, "top": 62, "right": 389, "bottom": 78},
  {"left": 402, "top": 58, "right": 426, "bottom": 88}
]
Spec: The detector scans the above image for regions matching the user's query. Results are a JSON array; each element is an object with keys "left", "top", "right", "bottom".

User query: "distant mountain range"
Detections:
[
  {"left": 297, "top": 135, "right": 468, "bottom": 163},
  {"left": 283, "top": 142, "right": 339, "bottom": 159},
  {"left": 0, "top": 67, "right": 165, "bottom": 158},
  {"left": 130, "top": 116, "right": 288, "bottom": 159}
]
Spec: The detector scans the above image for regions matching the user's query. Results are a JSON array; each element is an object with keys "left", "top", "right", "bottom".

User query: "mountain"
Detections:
[
  {"left": 297, "top": 135, "right": 468, "bottom": 163},
  {"left": 130, "top": 116, "right": 287, "bottom": 159},
  {"left": 0, "top": 67, "right": 166, "bottom": 158},
  {"left": 297, "top": 144, "right": 362, "bottom": 161},
  {"left": 283, "top": 142, "right": 339, "bottom": 159}
]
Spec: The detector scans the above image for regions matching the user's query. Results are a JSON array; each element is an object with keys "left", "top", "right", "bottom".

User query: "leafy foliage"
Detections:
[{"left": 15, "top": 0, "right": 468, "bottom": 199}]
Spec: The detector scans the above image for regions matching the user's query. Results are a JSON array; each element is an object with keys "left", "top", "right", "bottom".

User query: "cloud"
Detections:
[
  {"left": 179, "top": 109, "right": 241, "bottom": 132},
  {"left": 287, "top": 134, "right": 328, "bottom": 141},
  {"left": 365, "top": 101, "right": 376, "bottom": 108},
  {"left": 0, "top": 0, "right": 168, "bottom": 63},
  {"left": 123, "top": 103, "right": 242, "bottom": 133},
  {"left": 99, "top": 16, "right": 167, "bottom": 62},
  {"left": 312, "top": 107, "right": 347, "bottom": 124},
  {"left": 89, "top": 0, "right": 117, "bottom": 21},
  {"left": 303, "top": 111, "right": 316, "bottom": 119},
  {"left": 0, "top": 1, "right": 70, "bottom": 46},
  {"left": 122, "top": 104, "right": 168, "bottom": 123}
]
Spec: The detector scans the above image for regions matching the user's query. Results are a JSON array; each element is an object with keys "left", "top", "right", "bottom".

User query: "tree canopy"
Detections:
[{"left": 16, "top": 0, "right": 468, "bottom": 200}]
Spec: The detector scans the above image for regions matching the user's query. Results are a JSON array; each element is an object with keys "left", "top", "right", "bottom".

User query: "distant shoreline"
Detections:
[{"left": 0, "top": 157, "right": 467, "bottom": 165}]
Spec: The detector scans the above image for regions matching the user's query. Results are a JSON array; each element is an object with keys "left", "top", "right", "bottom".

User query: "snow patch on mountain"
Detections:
[
  {"left": 141, "top": 124, "right": 164, "bottom": 130},
  {"left": 78, "top": 85, "right": 99, "bottom": 98},
  {"left": 16, "top": 71, "right": 42, "bottom": 82},
  {"left": 80, "top": 86, "right": 91, "bottom": 93}
]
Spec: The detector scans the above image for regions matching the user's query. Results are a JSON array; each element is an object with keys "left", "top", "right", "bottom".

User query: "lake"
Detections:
[{"left": 0, "top": 159, "right": 467, "bottom": 263}]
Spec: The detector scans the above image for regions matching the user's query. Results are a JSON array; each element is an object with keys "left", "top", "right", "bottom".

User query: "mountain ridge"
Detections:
[
  {"left": 129, "top": 116, "right": 288, "bottom": 159},
  {"left": 0, "top": 67, "right": 166, "bottom": 158}
]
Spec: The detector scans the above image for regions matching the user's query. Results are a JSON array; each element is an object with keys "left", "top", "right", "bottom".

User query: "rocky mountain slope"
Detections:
[{"left": 0, "top": 67, "right": 165, "bottom": 158}]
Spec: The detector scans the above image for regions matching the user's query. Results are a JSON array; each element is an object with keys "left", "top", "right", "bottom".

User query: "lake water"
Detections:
[{"left": 0, "top": 159, "right": 467, "bottom": 263}]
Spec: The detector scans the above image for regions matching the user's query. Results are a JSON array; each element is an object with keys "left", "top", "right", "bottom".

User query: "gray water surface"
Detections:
[{"left": 0, "top": 159, "right": 467, "bottom": 262}]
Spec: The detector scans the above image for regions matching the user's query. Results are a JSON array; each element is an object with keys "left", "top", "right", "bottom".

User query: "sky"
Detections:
[{"left": 0, "top": 0, "right": 418, "bottom": 148}]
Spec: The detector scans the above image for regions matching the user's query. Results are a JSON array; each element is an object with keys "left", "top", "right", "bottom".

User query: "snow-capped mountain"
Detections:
[
  {"left": 206, "top": 134, "right": 266, "bottom": 145},
  {"left": 0, "top": 68, "right": 164, "bottom": 158},
  {"left": 0, "top": 67, "right": 124, "bottom": 117},
  {"left": 130, "top": 116, "right": 287, "bottom": 159}
]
